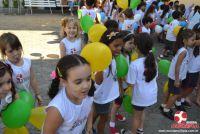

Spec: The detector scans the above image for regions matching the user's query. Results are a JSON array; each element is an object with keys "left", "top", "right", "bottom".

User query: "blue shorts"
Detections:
[
  {"left": 182, "top": 72, "right": 199, "bottom": 88},
  {"left": 168, "top": 78, "right": 182, "bottom": 95}
]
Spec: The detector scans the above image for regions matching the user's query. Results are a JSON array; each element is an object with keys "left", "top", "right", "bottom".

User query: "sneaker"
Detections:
[
  {"left": 116, "top": 113, "right": 126, "bottom": 121},
  {"left": 159, "top": 106, "right": 173, "bottom": 113},
  {"left": 109, "top": 126, "right": 119, "bottom": 134},
  {"left": 182, "top": 101, "right": 191, "bottom": 108},
  {"left": 161, "top": 110, "right": 174, "bottom": 120},
  {"left": 120, "top": 129, "right": 132, "bottom": 134},
  {"left": 137, "top": 128, "right": 144, "bottom": 134},
  {"left": 175, "top": 105, "right": 186, "bottom": 111}
]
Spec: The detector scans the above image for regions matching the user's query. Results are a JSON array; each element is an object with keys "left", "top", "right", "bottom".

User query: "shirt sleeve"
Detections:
[{"left": 126, "top": 63, "right": 137, "bottom": 85}]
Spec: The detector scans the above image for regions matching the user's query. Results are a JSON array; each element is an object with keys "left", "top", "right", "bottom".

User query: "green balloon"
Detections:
[
  {"left": 158, "top": 59, "right": 171, "bottom": 76},
  {"left": 2, "top": 99, "right": 32, "bottom": 128},
  {"left": 130, "top": 0, "right": 141, "bottom": 9},
  {"left": 115, "top": 54, "right": 129, "bottom": 77},
  {"left": 77, "top": 9, "right": 82, "bottom": 19},
  {"left": 123, "top": 95, "right": 134, "bottom": 114},
  {"left": 19, "top": 90, "right": 35, "bottom": 108},
  {"left": 167, "top": 16, "right": 173, "bottom": 24},
  {"left": 152, "top": 47, "right": 156, "bottom": 56},
  {"left": 80, "top": 15, "right": 94, "bottom": 33}
]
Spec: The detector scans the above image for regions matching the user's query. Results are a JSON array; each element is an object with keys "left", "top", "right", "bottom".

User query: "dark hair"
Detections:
[
  {"left": 142, "top": 16, "right": 153, "bottom": 25},
  {"left": 169, "top": 2, "right": 173, "bottom": 7},
  {"left": 104, "top": 19, "right": 119, "bottom": 30},
  {"left": 137, "top": 1, "right": 146, "bottom": 10},
  {"left": 172, "top": 10, "right": 181, "bottom": 19},
  {"left": 0, "top": 61, "right": 16, "bottom": 101},
  {"left": 48, "top": 54, "right": 94, "bottom": 99},
  {"left": 193, "top": 23, "right": 200, "bottom": 57},
  {"left": 145, "top": 4, "right": 156, "bottom": 17},
  {"left": 0, "top": 33, "right": 23, "bottom": 59},
  {"left": 193, "top": 6, "right": 200, "bottom": 16},
  {"left": 173, "top": 28, "right": 196, "bottom": 55},
  {"left": 86, "top": 0, "right": 95, "bottom": 7},
  {"left": 134, "top": 33, "right": 156, "bottom": 82},
  {"left": 124, "top": 8, "right": 134, "bottom": 18},
  {"left": 161, "top": 5, "right": 170, "bottom": 19},
  {"left": 179, "top": 4, "right": 185, "bottom": 15},
  {"left": 174, "top": 0, "right": 179, "bottom": 5}
]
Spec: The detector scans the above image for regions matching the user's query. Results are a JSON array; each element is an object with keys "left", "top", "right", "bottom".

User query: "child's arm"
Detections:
[
  {"left": 30, "top": 66, "right": 43, "bottom": 106},
  {"left": 95, "top": 71, "right": 103, "bottom": 85},
  {"left": 85, "top": 104, "right": 94, "bottom": 134},
  {"left": 117, "top": 77, "right": 123, "bottom": 97},
  {"left": 43, "top": 107, "right": 63, "bottom": 134},
  {"left": 59, "top": 42, "right": 66, "bottom": 58},
  {"left": 174, "top": 51, "right": 186, "bottom": 87},
  {"left": 118, "top": 10, "right": 125, "bottom": 23}
]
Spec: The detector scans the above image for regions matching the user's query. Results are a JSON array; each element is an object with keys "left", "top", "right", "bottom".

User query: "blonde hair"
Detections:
[{"left": 60, "top": 17, "right": 81, "bottom": 38}]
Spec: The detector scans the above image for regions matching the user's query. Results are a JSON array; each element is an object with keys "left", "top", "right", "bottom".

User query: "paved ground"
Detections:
[{"left": 0, "top": 13, "right": 199, "bottom": 134}]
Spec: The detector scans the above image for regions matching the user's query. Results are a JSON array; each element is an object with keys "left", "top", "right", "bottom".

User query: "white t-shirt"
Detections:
[
  {"left": 168, "top": 47, "right": 189, "bottom": 80},
  {"left": 46, "top": 88, "right": 93, "bottom": 134},
  {"left": 122, "top": 19, "right": 135, "bottom": 32},
  {"left": 0, "top": 92, "right": 12, "bottom": 112},
  {"left": 127, "top": 57, "right": 158, "bottom": 107},
  {"left": 6, "top": 58, "right": 31, "bottom": 92},
  {"left": 141, "top": 26, "right": 151, "bottom": 34},
  {"left": 61, "top": 38, "right": 82, "bottom": 55},
  {"left": 157, "top": 10, "right": 169, "bottom": 25},
  {"left": 166, "top": 19, "right": 179, "bottom": 41},
  {"left": 187, "top": 47, "right": 200, "bottom": 73},
  {"left": 81, "top": 8, "right": 97, "bottom": 21},
  {"left": 94, "top": 59, "right": 119, "bottom": 104}
]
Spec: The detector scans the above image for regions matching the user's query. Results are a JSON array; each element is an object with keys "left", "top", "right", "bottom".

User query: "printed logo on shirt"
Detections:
[
  {"left": 126, "top": 24, "right": 133, "bottom": 31},
  {"left": 87, "top": 12, "right": 91, "bottom": 17},
  {"left": 69, "top": 116, "right": 87, "bottom": 131},
  {"left": 16, "top": 74, "right": 23, "bottom": 83},
  {"left": 70, "top": 48, "right": 77, "bottom": 54}
]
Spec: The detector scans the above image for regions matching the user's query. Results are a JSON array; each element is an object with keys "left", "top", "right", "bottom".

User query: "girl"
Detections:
[
  {"left": 0, "top": 60, "right": 16, "bottom": 112},
  {"left": 126, "top": 33, "right": 158, "bottom": 134},
  {"left": 93, "top": 29, "right": 124, "bottom": 134},
  {"left": 0, "top": 33, "right": 43, "bottom": 106},
  {"left": 60, "top": 17, "right": 82, "bottom": 58},
  {"left": 43, "top": 55, "right": 94, "bottom": 134},
  {"left": 160, "top": 29, "right": 196, "bottom": 120},
  {"left": 109, "top": 31, "right": 134, "bottom": 134}
]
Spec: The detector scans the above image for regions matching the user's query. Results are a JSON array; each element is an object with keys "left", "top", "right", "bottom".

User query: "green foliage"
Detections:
[{"left": 2, "top": 0, "right": 24, "bottom": 8}]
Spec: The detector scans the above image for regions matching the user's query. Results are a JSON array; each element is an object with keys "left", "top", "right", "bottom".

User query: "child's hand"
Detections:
[
  {"left": 36, "top": 94, "right": 43, "bottom": 106},
  {"left": 174, "top": 80, "right": 180, "bottom": 88}
]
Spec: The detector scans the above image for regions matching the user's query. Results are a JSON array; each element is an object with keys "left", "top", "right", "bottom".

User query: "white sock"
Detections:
[
  {"left": 163, "top": 108, "right": 170, "bottom": 112},
  {"left": 181, "top": 98, "right": 185, "bottom": 103},
  {"left": 175, "top": 100, "right": 181, "bottom": 106},
  {"left": 161, "top": 104, "right": 166, "bottom": 108},
  {"left": 109, "top": 121, "right": 115, "bottom": 127},
  {"left": 138, "top": 128, "right": 144, "bottom": 131}
]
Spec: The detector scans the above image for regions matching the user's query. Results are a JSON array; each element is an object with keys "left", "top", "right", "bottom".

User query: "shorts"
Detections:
[
  {"left": 94, "top": 102, "right": 111, "bottom": 114},
  {"left": 168, "top": 78, "right": 182, "bottom": 95},
  {"left": 164, "top": 39, "right": 175, "bottom": 51},
  {"left": 132, "top": 105, "right": 146, "bottom": 111},
  {"left": 182, "top": 72, "right": 199, "bottom": 88},
  {"left": 114, "top": 96, "right": 123, "bottom": 106}
]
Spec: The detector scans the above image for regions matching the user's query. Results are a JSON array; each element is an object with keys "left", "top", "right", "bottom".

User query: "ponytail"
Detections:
[
  {"left": 48, "top": 77, "right": 60, "bottom": 99},
  {"left": 144, "top": 52, "right": 157, "bottom": 82}
]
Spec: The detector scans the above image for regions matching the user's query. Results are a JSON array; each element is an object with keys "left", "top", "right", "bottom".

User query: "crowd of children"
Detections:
[{"left": 0, "top": 0, "right": 199, "bottom": 134}]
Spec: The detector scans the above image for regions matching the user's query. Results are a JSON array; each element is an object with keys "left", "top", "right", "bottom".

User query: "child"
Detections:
[
  {"left": 109, "top": 31, "right": 134, "bottom": 134},
  {"left": 160, "top": 29, "right": 196, "bottom": 120},
  {"left": 60, "top": 17, "right": 82, "bottom": 58},
  {"left": 104, "top": 19, "right": 119, "bottom": 30},
  {"left": 141, "top": 16, "right": 153, "bottom": 34},
  {"left": 43, "top": 55, "right": 94, "bottom": 134},
  {"left": 0, "top": 60, "right": 16, "bottom": 112},
  {"left": 119, "top": 8, "right": 135, "bottom": 33},
  {"left": 0, "top": 33, "right": 43, "bottom": 106},
  {"left": 126, "top": 33, "right": 158, "bottom": 134},
  {"left": 159, "top": 10, "right": 182, "bottom": 58},
  {"left": 93, "top": 29, "right": 124, "bottom": 134}
]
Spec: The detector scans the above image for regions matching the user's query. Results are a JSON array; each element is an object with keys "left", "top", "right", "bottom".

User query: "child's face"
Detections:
[
  {"left": 64, "top": 64, "right": 91, "bottom": 102},
  {"left": 124, "top": 39, "right": 134, "bottom": 53},
  {"left": 146, "top": 22, "right": 151, "bottom": 28},
  {"left": 5, "top": 44, "right": 22, "bottom": 64},
  {"left": 0, "top": 71, "right": 12, "bottom": 99},
  {"left": 184, "top": 34, "right": 196, "bottom": 48},
  {"left": 109, "top": 38, "right": 124, "bottom": 57},
  {"left": 65, "top": 22, "right": 78, "bottom": 39},
  {"left": 141, "top": 5, "right": 146, "bottom": 12}
]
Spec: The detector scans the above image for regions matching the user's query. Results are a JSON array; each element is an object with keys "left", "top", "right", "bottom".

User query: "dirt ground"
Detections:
[{"left": 0, "top": 13, "right": 199, "bottom": 134}]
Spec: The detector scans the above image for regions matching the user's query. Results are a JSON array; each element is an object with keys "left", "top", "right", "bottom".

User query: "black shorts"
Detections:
[
  {"left": 168, "top": 78, "right": 182, "bottom": 95},
  {"left": 164, "top": 39, "right": 175, "bottom": 51},
  {"left": 114, "top": 96, "right": 123, "bottom": 106},
  {"left": 182, "top": 72, "right": 199, "bottom": 88},
  {"left": 132, "top": 105, "right": 146, "bottom": 111},
  {"left": 94, "top": 102, "right": 111, "bottom": 114}
]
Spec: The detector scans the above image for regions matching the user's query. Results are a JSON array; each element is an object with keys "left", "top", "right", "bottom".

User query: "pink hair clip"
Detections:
[{"left": 50, "top": 70, "right": 57, "bottom": 79}]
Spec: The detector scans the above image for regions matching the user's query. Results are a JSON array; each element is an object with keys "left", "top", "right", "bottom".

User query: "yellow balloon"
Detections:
[
  {"left": 125, "top": 86, "right": 132, "bottom": 96},
  {"left": 163, "top": 80, "right": 168, "bottom": 93},
  {"left": 173, "top": 26, "right": 182, "bottom": 36},
  {"left": 131, "top": 51, "right": 138, "bottom": 61},
  {"left": 29, "top": 106, "right": 46, "bottom": 130},
  {"left": 88, "top": 24, "right": 107, "bottom": 42},
  {"left": 91, "top": 72, "right": 95, "bottom": 80},
  {"left": 4, "top": 126, "right": 29, "bottom": 134},
  {"left": 81, "top": 42, "right": 112, "bottom": 72},
  {"left": 116, "top": 0, "right": 128, "bottom": 9}
]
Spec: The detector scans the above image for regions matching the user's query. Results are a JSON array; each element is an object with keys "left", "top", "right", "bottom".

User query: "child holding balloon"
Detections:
[
  {"left": 0, "top": 33, "right": 43, "bottom": 106},
  {"left": 160, "top": 29, "right": 196, "bottom": 120},
  {"left": 93, "top": 29, "right": 124, "bottom": 134},
  {"left": 124, "top": 33, "right": 158, "bottom": 134},
  {"left": 60, "top": 17, "right": 83, "bottom": 58},
  {"left": 43, "top": 55, "right": 94, "bottom": 134}
]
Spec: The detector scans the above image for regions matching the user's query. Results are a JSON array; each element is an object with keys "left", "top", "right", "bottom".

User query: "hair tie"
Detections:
[
  {"left": 50, "top": 70, "right": 57, "bottom": 79},
  {"left": 56, "top": 67, "right": 63, "bottom": 78},
  {"left": 123, "top": 33, "right": 133, "bottom": 40},
  {"left": 106, "top": 32, "right": 119, "bottom": 40}
]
